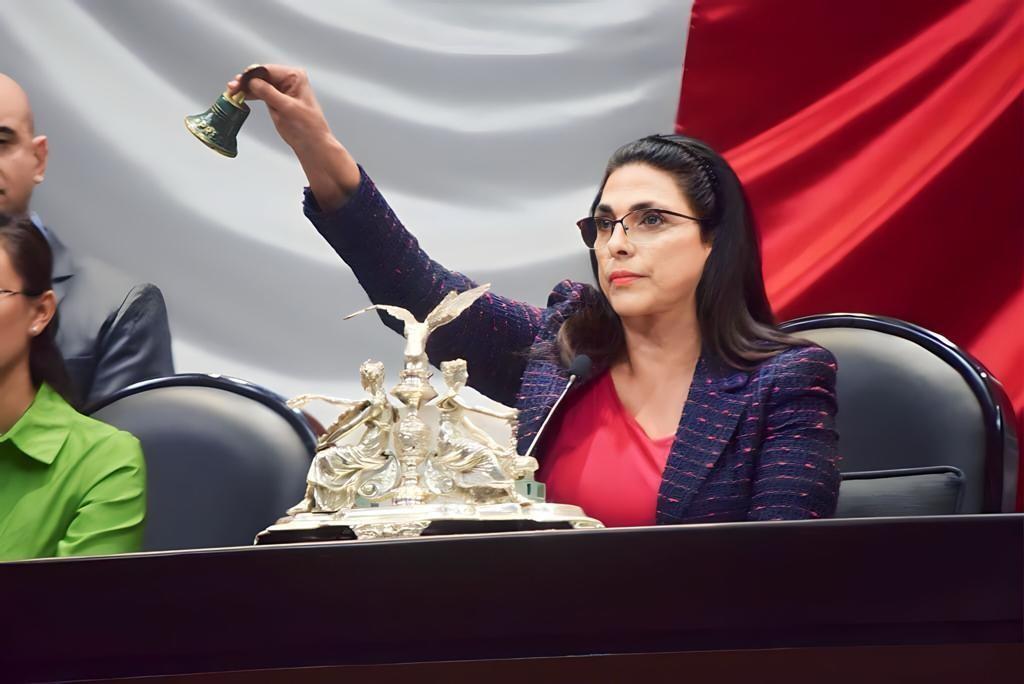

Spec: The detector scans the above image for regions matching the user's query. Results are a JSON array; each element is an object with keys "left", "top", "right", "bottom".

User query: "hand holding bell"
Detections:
[
  {"left": 189, "top": 64, "right": 359, "bottom": 210},
  {"left": 225, "top": 65, "right": 334, "bottom": 156},
  {"left": 236, "top": 64, "right": 361, "bottom": 210}
]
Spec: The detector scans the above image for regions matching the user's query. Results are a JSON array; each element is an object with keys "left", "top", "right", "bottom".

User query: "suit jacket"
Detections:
[
  {"left": 37, "top": 222, "right": 175, "bottom": 407},
  {"left": 304, "top": 169, "right": 841, "bottom": 522}
]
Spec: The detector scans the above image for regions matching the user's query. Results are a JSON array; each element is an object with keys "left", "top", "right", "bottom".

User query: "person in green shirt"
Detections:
[{"left": 0, "top": 214, "right": 146, "bottom": 561}]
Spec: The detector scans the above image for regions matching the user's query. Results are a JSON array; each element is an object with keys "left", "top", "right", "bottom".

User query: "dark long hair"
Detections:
[
  {"left": 0, "top": 214, "right": 75, "bottom": 404},
  {"left": 557, "top": 134, "right": 806, "bottom": 370}
]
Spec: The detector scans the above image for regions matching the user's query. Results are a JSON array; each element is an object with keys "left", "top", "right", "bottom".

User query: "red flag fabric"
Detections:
[{"left": 677, "top": 0, "right": 1024, "bottom": 508}]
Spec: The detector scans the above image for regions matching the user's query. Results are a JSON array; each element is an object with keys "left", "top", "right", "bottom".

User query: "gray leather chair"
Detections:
[
  {"left": 780, "top": 314, "right": 1018, "bottom": 516},
  {"left": 88, "top": 375, "right": 316, "bottom": 551}
]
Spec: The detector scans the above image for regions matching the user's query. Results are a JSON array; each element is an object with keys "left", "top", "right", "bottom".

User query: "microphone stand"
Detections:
[{"left": 522, "top": 355, "right": 591, "bottom": 460}]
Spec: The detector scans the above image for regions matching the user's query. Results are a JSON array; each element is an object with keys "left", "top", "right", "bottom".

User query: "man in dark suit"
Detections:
[{"left": 0, "top": 73, "right": 174, "bottom": 405}]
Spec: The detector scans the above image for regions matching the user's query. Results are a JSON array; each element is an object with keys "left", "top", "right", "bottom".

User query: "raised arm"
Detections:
[
  {"left": 234, "top": 66, "right": 544, "bottom": 405},
  {"left": 452, "top": 394, "right": 518, "bottom": 423}
]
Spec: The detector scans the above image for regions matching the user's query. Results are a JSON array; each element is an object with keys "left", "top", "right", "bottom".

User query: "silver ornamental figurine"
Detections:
[
  {"left": 256, "top": 285, "right": 603, "bottom": 544},
  {"left": 285, "top": 360, "right": 400, "bottom": 513},
  {"left": 427, "top": 359, "right": 529, "bottom": 504}
]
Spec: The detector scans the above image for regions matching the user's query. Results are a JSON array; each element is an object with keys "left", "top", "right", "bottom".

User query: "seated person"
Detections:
[
  {"left": 0, "top": 214, "right": 146, "bottom": 561},
  {"left": 0, "top": 73, "right": 174, "bottom": 406},
  {"left": 235, "top": 65, "right": 840, "bottom": 526}
]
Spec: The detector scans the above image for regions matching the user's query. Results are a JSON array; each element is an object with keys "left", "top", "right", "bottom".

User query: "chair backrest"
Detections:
[
  {"left": 835, "top": 466, "right": 964, "bottom": 518},
  {"left": 88, "top": 375, "right": 315, "bottom": 551},
  {"left": 780, "top": 314, "right": 1018, "bottom": 513}
]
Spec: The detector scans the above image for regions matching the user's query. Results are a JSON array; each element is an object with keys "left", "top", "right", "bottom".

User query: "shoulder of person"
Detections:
[
  {"left": 41, "top": 394, "right": 143, "bottom": 476},
  {"left": 58, "top": 253, "right": 167, "bottom": 330},
  {"left": 63, "top": 408, "right": 141, "bottom": 455},
  {"left": 112, "top": 282, "right": 169, "bottom": 323},
  {"left": 545, "top": 279, "right": 600, "bottom": 310},
  {"left": 67, "top": 415, "right": 145, "bottom": 478},
  {"left": 758, "top": 343, "right": 838, "bottom": 390}
]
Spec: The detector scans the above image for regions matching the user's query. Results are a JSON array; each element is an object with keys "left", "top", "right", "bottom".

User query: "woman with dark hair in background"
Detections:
[
  {"left": 235, "top": 65, "right": 840, "bottom": 525},
  {"left": 0, "top": 215, "right": 146, "bottom": 560}
]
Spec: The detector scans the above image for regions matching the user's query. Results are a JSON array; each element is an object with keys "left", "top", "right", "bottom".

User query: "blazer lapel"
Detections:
[
  {"left": 513, "top": 353, "right": 607, "bottom": 457},
  {"left": 32, "top": 217, "right": 76, "bottom": 303},
  {"left": 657, "top": 355, "right": 750, "bottom": 520},
  {"left": 514, "top": 358, "right": 570, "bottom": 456}
]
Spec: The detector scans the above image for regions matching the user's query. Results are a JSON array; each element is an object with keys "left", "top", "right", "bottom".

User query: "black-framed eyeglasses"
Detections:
[
  {"left": 576, "top": 208, "right": 702, "bottom": 249},
  {"left": 0, "top": 288, "right": 32, "bottom": 299}
]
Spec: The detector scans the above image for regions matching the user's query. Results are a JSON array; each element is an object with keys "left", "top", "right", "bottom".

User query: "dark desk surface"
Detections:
[{"left": 1, "top": 515, "right": 1021, "bottom": 681}]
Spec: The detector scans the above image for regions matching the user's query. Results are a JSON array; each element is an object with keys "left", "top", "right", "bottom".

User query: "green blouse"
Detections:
[{"left": 0, "top": 383, "right": 146, "bottom": 561}]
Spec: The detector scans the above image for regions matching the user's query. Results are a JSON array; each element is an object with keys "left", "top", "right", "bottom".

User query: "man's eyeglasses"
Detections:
[
  {"left": 576, "top": 208, "right": 702, "bottom": 249},
  {"left": 0, "top": 288, "right": 31, "bottom": 299}
]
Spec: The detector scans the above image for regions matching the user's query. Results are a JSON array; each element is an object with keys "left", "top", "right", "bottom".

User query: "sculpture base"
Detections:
[{"left": 254, "top": 502, "right": 603, "bottom": 544}]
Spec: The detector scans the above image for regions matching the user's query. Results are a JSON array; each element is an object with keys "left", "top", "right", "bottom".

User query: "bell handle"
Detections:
[{"left": 226, "top": 64, "right": 271, "bottom": 108}]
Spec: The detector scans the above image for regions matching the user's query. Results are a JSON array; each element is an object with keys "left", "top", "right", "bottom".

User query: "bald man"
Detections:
[{"left": 0, "top": 74, "right": 173, "bottom": 405}]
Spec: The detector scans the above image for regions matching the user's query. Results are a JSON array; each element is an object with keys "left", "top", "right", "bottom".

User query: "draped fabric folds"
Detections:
[
  {"left": 4, "top": 1, "right": 689, "bottom": 402},
  {"left": 677, "top": 0, "right": 1024, "bottom": 507}
]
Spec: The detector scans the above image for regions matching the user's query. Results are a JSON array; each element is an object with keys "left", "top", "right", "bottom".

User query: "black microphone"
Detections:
[{"left": 523, "top": 354, "right": 592, "bottom": 460}]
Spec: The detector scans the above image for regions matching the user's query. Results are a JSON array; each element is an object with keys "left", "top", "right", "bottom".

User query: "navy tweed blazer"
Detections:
[{"left": 304, "top": 168, "right": 841, "bottom": 523}]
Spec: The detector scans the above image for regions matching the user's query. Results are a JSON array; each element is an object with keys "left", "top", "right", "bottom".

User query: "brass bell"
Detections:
[{"left": 185, "top": 65, "right": 270, "bottom": 158}]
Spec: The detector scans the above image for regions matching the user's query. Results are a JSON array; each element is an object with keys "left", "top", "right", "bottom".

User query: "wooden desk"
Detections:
[{"left": 2, "top": 515, "right": 1021, "bottom": 681}]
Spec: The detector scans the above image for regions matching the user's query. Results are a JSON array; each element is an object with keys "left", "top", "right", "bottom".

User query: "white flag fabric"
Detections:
[{"left": 4, "top": 0, "right": 692, "bottom": 400}]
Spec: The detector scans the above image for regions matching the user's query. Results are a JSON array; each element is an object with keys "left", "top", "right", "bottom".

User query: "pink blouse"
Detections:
[{"left": 536, "top": 371, "right": 674, "bottom": 527}]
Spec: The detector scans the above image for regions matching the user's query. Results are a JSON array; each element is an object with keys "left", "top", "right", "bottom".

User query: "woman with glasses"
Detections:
[
  {"left": 0, "top": 215, "right": 146, "bottom": 560},
  {"left": 235, "top": 66, "right": 840, "bottom": 525}
]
